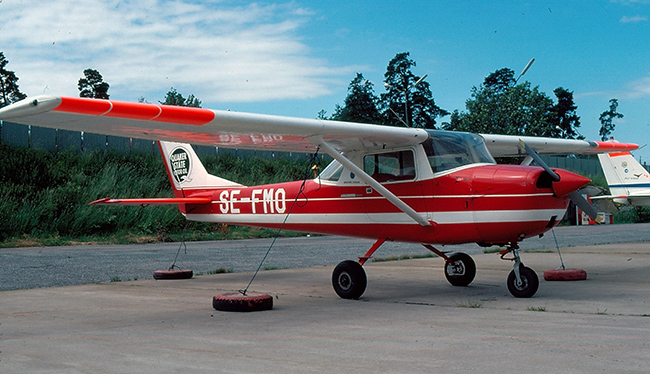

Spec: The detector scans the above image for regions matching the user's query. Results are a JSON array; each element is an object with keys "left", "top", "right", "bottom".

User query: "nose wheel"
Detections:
[
  {"left": 501, "top": 243, "right": 539, "bottom": 298},
  {"left": 507, "top": 264, "right": 539, "bottom": 298}
]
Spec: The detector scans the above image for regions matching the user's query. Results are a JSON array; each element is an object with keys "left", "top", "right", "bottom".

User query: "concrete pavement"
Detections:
[{"left": 1, "top": 242, "right": 649, "bottom": 373}]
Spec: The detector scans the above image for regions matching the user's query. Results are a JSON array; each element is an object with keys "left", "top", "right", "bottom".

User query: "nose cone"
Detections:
[{"left": 552, "top": 170, "right": 591, "bottom": 197}]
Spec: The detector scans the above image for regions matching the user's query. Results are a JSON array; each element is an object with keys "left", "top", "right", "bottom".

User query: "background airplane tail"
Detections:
[
  {"left": 597, "top": 152, "right": 650, "bottom": 196},
  {"left": 158, "top": 141, "right": 242, "bottom": 197}
]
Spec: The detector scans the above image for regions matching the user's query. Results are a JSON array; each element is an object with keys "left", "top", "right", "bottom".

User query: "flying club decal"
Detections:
[{"left": 170, "top": 147, "right": 192, "bottom": 184}]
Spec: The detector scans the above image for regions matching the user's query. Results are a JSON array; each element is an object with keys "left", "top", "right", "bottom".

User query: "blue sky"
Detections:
[{"left": 2, "top": 0, "right": 650, "bottom": 160}]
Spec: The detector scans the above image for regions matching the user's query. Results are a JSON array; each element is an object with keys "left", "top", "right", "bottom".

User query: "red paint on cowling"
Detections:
[{"left": 552, "top": 169, "right": 591, "bottom": 197}]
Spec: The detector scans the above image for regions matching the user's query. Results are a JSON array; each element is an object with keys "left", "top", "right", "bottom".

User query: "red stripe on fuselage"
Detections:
[{"left": 178, "top": 164, "right": 570, "bottom": 245}]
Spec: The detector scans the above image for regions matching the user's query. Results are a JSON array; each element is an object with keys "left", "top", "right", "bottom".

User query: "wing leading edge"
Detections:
[
  {"left": 482, "top": 134, "right": 638, "bottom": 156},
  {"left": 0, "top": 96, "right": 428, "bottom": 154}
]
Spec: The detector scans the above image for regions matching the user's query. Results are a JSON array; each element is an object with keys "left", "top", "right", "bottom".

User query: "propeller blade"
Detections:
[
  {"left": 519, "top": 139, "right": 600, "bottom": 223},
  {"left": 518, "top": 139, "right": 560, "bottom": 181},
  {"left": 568, "top": 191, "right": 601, "bottom": 223}
]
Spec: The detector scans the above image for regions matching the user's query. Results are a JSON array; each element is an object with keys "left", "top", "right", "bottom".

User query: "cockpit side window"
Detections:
[
  {"left": 423, "top": 130, "right": 495, "bottom": 173},
  {"left": 319, "top": 160, "right": 344, "bottom": 181},
  {"left": 363, "top": 150, "right": 416, "bottom": 183}
]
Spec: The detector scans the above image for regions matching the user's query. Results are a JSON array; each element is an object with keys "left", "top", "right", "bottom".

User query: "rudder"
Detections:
[
  {"left": 597, "top": 152, "right": 649, "bottom": 196},
  {"left": 158, "top": 141, "right": 242, "bottom": 197}
]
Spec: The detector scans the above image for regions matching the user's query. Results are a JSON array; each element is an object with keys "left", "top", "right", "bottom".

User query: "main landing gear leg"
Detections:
[
  {"left": 423, "top": 244, "right": 476, "bottom": 287},
  {"left": 332, "top": 238, "right": 387, "bottom": 300},
  {"left": 500, "top": 243, "right": 539, "bottom": 298}
]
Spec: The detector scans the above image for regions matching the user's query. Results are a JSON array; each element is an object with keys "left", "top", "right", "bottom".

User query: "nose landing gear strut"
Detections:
[{"left": 500, "top": 243, "right": 539, "bottom": 298}]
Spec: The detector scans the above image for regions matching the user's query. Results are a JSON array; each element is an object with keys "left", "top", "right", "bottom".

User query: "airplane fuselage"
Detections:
[{"left": 178, "top": 163, "right": 570, "bottom": 246}]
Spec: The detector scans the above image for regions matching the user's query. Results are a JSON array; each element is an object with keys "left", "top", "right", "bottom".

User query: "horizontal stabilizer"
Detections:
[{"left": 90, "top": 197, "right": 212, "bottom": 206}]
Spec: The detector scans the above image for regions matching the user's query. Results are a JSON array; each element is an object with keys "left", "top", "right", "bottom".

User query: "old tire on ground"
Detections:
[
  {"left": 213, "top": 292, "right": 273, "bottom": 312},
  {"left": 444, "top": 253, "right": 476, "bottom": 287},
  {"left": 543, "top": 268, "right": 587, "bottom": 281},
  {"left": 332, "top": 260, "right": 367, "bottom": 300},
  {"left": 507, "top": 265, "right": 539, "bottom": 298},
  {"left": 153, "top": 269, "right": 193, "bottom": 280}
]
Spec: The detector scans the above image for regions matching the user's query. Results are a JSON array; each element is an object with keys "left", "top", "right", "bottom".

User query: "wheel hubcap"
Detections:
[
  {"left": 338, "top": 272, "right": 351, "bottom": 290},
  {"left": 447, "top": 261, "right": 465, "bottom": 277},
  {"left": 515, "top": 276, "right": 528, "bottom": 290}
]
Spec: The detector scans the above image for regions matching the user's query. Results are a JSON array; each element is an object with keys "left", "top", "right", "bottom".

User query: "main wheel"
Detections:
[
  {"left": 332, "top": 260, "right": 367, "bottom": 299},
  {"left": 507, "top": 265, "right": 539, "bottom": 298},
  {"left": 444, "top": 253, "right": 476, "bottom": 287}
]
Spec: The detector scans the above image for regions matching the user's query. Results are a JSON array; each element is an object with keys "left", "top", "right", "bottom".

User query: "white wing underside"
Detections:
[
  {"left": 0, "top": 96, "right": 638, "bottom": 155},
  {"left": 0, "top": 96, "right": 426, "bottom": 153}
]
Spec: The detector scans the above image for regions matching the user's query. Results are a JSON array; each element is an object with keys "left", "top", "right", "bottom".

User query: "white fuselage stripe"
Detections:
[{"left": 186, "top": 209, "right": 565, "bottom": 225}]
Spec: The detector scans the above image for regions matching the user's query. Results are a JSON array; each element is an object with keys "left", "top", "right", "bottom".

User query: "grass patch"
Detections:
[
  {"left": 526, "top": 305, "right": 547, "bottom": 312},
  {"left": 372, "top": 253, "right": 435, "bottom": 262},
  {"left": 483, "top": 247, "right": 505, "bottom": 254},
  {"left": 456, "top": 299, "right": 484, "bottom": 308},
  {"left": 0, "top": 226, "right": 311, "bottom": 248},
  {"left": 0, "top": 143, "right": 315, "bottom": 247},
  {"left": 206, "top": 267, "right": 233, "bottom": 275}
]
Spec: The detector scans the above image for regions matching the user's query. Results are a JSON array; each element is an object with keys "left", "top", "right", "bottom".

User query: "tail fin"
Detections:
[
  {"left": 158, "top": 141, "right": 242, "bottom": 197},
  {"left": 597, "top": 152, "right": 650, "bottom": 196}
]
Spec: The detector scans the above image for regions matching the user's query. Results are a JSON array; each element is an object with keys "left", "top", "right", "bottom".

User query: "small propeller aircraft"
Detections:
[
  {"left": 593, "top": 149, "right": 650, "bottom": 206},
  {"left": 0, "top": 96, "right": 639, "bottom": 299}
]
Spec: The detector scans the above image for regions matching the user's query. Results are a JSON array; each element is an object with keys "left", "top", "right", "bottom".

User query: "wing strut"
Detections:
[{"left": 310, "top": 137, "right": 431, "bottom": 227}]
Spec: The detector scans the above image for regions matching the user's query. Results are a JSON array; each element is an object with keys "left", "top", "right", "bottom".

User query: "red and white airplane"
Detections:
[{"left": 0, "top": 96, "right": 639, "bottom": 299}]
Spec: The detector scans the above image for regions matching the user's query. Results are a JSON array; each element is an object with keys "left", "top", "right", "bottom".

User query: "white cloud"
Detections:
[
  {"left": 577, "top": 75, "right": 650, "bottom": 100},
  {"left": 1, "top": 0, "right": 357, "bottom": 104},
  {"left": 620, "top": 15, "right": 649, "bottom": 23},
  {"left": 624, "top": 76, "right": 650, "bottom": 98}
]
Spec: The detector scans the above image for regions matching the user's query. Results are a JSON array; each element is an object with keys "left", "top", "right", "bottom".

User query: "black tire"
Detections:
[
  {"left": 507, "top": 265, "right": 539, "bottom": 298},
  {"left": 332, "top": 260, "right": 367, "bottom": 299},
  {"left": 153, "top": 269, "right": 193, "bottom": 280},
  {"left": 213, "top": 292, "right": 273, "bottom": 312},
  {"left": 444, "top": 253, "right": 476, "bottom": 287}
]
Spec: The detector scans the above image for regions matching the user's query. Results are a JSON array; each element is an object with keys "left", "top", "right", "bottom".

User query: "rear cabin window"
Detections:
[{"left": 364, "top": 150, "right": 416, "bottom": 183}]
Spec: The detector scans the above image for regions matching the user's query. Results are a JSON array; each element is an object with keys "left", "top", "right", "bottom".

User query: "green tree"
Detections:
[
  {"left": 331, "top": 73, "right": 382, "bottom": 124},
  {"left": 0, "top": 52, "right": 27, "bottom": 108},
  {"left": 160, "top": 88, "right": 202, "bottom": 107},
  {"left": 546, "top": 87, "right": 582, "bottom": 139},
  {"left": 78, "top": 69, "right": 110, "bottom": 99},
  {"left": 599, "top": 98, "right": 623, "bottom": 141},
  {"left": 380, "top": 52, "right": 448, "bottom": 129},
  {"left": 445, "top": 67, "right": 565, "bottom": 137}
]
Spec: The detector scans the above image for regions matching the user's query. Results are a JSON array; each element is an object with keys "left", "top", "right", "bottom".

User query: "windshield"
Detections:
[{"left": 423, "top": 130, "right": 495, "bottom": 173}]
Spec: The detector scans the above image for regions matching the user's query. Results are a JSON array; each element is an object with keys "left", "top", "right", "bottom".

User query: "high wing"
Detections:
[
  {"left": 481, "top": 134, "right": 639, "bottom": 157},
  {"left": 0, "top": 96, "right": 427, "bottom": 154},
  {"left": 0, "top": 96, "right": 637, "bottom": 156}
]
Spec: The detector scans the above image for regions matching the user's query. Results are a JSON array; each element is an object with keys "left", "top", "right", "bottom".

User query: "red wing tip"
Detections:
[{"left": 591, "top": 141, "right": 639, "bottom": 152}]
